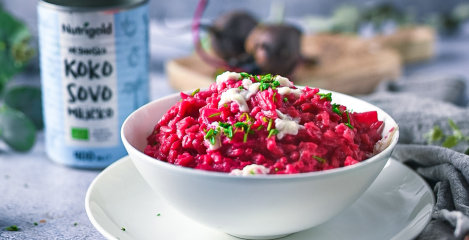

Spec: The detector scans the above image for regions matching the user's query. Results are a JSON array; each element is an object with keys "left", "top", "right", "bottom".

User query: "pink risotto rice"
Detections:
[{"left": 144, "top": 72, "right": 384, "bottom": 175}]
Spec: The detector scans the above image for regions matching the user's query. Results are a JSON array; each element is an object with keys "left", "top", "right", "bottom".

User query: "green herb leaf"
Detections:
[
  {"left": 332, "top": 103, "right": 342, "bottom": 115},
  {"left": 267, "top": 129, "right": 279, "bottom": 138},
  {"left": 204, "top": 128, "right": 215, "bottom": 139},
  {"left": 0, "top": 106, "right": 36, "bottom": 152},
  {"left": 261, "top": 74, "right": 273, "bottom": 82},
  {"left": 238, "top": 86, "right": 244, "bottom": 90},
  {"left": 424, "top": 125, "right": 444, "bottom": 144},
  {"left": 234, "top": 122, "right": 248, "bottom": 129},
  {"left": 190, "top": 88, "right": 200, "bottom": 96},
  {"left": 208, "top": 112, "right": 221, "bottom": 118},
  {"left": 157, "top": 213, "right": 161, "bottom": 216},
  {"left": 267, "top": 118, "right": 273, "bottom": 131},
  {"left": 209, "top": 135, "right": 216, "bottom": 145},
  {"left": 283, "top": 97, "right": 288, "bottom": 103},
  {"left": 33, "top": 222, "right": 38, "bottom": 226},
  {"left": 5, "top": 225, "right": 19, "bottom": 231},
  {"left": 240, "top": 72, "right": 251, "bottom": 79},
  {"left": 345, "top": 111, "right": 354, "bottom": 129},
  {"left": 313, "top": 156, "right": 326, "bottom": 163},
  {"left": 121, "top": 227, "right": 126, "bottom": 231},
  {"left": 317, "top": 92, "right": 332, "bottom": 101},
  {"left": 448, "top": 119, "right": 464, "bottom": 140},
  {"left": 442, "top": 135, "right": 459, "bottom": 148}
]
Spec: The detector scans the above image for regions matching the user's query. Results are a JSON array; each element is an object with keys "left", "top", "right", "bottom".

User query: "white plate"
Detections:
[{"left": 86, "top": 157, "right": 434, "bottom": 240}]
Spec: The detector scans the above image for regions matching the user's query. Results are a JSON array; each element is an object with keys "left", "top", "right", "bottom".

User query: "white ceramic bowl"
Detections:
[{"left": 121, "top": 89, "right": 399, "bottom": 239}]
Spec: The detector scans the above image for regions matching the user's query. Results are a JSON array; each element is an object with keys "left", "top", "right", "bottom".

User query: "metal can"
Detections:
[{"left": 38, "top": 0, "right": 149, "bottom": 168}]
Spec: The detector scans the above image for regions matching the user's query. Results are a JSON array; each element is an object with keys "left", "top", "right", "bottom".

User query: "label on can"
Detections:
[
  {"left": 60, "top": 13, "right": 118, "bottom": 147},
  {"left": 38, "top": 2, "right": 149, "bottom": 168}
]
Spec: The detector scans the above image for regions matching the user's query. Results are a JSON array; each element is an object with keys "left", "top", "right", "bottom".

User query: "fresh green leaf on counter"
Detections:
[{"left": 5, "top": 225, "right": 19, "bottom": 231}]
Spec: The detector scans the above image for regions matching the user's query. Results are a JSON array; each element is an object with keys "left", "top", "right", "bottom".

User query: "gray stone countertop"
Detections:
[{"left": 1, "top": 33, "right": 469, "bottom": 239}]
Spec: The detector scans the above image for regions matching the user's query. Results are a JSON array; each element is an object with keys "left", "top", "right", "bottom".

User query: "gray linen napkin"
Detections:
[{"left": 362, "top": 75, "right": 469, "bottom": 239}]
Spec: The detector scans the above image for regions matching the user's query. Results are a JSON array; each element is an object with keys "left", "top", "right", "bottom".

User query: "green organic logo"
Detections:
[{"left": 71, "top": 127, "right": 89, "bottom": 140}]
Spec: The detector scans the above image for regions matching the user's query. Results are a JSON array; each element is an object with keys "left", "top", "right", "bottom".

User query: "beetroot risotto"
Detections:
[{"left": 144, "top": 72, "right": 385, "bottom": 175}]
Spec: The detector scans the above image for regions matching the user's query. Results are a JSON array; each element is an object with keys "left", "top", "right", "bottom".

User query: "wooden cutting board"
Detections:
[{"left": 166, "top": 33, "right": 402, "bottom": 95}]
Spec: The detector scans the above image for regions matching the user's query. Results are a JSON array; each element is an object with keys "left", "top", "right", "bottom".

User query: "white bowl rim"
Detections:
[{"left": 121, "top": 88, "right": 399, "bottom": 181}]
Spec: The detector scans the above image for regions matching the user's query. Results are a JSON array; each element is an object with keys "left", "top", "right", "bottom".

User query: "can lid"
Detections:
[{"left": 39, "top": 0, "right": 147, "bottom": 10}]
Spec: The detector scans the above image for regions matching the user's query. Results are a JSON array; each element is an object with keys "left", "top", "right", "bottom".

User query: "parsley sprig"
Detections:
[
  {"left": 332, "top": 103, "right": 342, "bottom": 114},
  {"left": 204, "top": 128, "right": 218, "bottom": 145},
  {"left": 190, "top": 88, "right": 200, "bottom": 96},
  {"left": 313, "top": 156, "right": 326, "bottom": 164},
  {"left": 345, "top": 111, "right": 354, "bottom": 129},
  {"left": 317, "top": 92, "right": 332, "bottom": 101},
  {"left": 425, "top": 119, "right": 469, "bottom": 154},
  {"left": 5, "top": 225, "right": 19, "bottom": 231}
]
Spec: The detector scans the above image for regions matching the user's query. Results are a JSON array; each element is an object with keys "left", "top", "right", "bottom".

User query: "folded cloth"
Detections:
[{"left": 362, "top": 75, "right": 469, "bottom": 239}]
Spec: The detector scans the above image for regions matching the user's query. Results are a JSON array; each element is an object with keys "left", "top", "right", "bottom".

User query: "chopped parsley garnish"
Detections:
[
  {"left": 234, "top": 122, "right": 249, "bottom": 130},
  {"left": 238, "top": 86, "right": 244, "bottom": 90},
  {"left": 243, "top": 125, "right": 253, "bottom": 143},
  {"left": 332, "top": 103, "right": 341, "bottom": 114},
  {"left": 121, "top": 227, "right": 126, "bottom": 231},
  {"left": 313, "top": 156, "right": 326, "bottom": 163},
  {"left": 204, "top": 128, "right": 219, "bottom": 145},
  {"left": 157, "top": 213, "right": 161, "bottom": 216},
  {"left": 261, "top": 74, "right": 273, "bottom": 82},
  {"left": 239, "top": 112, "right": 252, "bottom": 122},
  {"left": 240, "top": 72, "right": 251, "bottom": 79},
  {"left": 259, "top": 82, "right": 270, "bottom": 91},
  {"left": 33, "top": 222, "right": 38, "bottom": 226},
  {"left": 5, "top": 225, "right": 19, "bottom": 231},
  {"left": 272, "top": 92, "right": 277, "bottom": 102},
  {"left": 219, "top": 122, "right": 230, "bottom": 128},
  {"left": 223, "top": 125, "right": 234, "bottom": 139},
  {"left": 256, "top": 125, "right": 264, "bottom": 131},
  {"left": 190, "top": 88, "right": 200, "bottom": 96},
  {"left": 268, "top": 129, "right": 279, "bottom": 138},
  {"left": 345, "top": 111, "right": 354, "bottom": 129},
  {"left": 283, "top": 97, "right": 288, "bottom": 103},
  {"left": 208, "top": 112, "right": 221, "bottom": 118},
  {"left": 317, "top": 92, "right": 332, "bottom": 101},
  {"left": 256, "top": 73, "right": 280, "bottom": 91},
  {"left": 267, "top": 118, "right": 273, "bottom": 131},
  {"left": 249, "top": 169, "right": 255, "bottom": 175}
]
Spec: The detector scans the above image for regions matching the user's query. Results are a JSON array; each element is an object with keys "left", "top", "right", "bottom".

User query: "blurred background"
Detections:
[
  {"left": 0, "top": 0, "right": 469, "bottom": 151},
  {"left": 2, "top": 0, "right": 469, "bottom": 74}
]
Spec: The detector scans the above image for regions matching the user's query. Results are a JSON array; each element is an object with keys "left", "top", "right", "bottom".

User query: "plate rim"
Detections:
[{"left": 85, "top": 156, "right": 435, "bottom": 240}]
